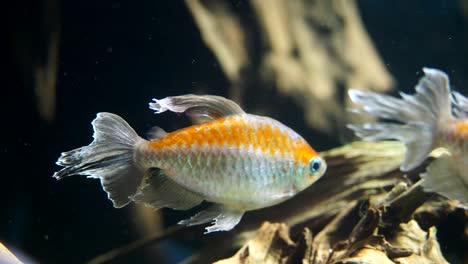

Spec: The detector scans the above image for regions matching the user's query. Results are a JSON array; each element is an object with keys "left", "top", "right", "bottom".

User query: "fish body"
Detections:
[
  {"left": 54, "top": 95, "right": 326, "bottom": 233},
  {"left": 348, "top": 68, "right": 468, "bottom": 203},
  {"left": 137, "top": 114, "right": 316, "bottom": 210}
]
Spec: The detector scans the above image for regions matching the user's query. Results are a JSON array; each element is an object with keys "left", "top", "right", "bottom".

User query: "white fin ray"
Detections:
[
  {"left": 149, "top": 94, "right": 245, "bottom": 122},
  {"left": 348, "top": 68, "right": 453, "bottom": 171},
  {"left": 452, "top": 91, "right": 468, "bottom": 118},
  {"left": 414, "top": 68, "right": 451, "bottom": 120},
  {"left": 349, "top": 90, "right": 432, "bottom": 123},
  {"left": 133, "top": 170, "right": 203, "bottom": 210},
  {"left": 178, "top": 205, "right": 244, "bottom": 233},
  {"left": 420, "top": 154, "right": 468, "bottom": 203}
]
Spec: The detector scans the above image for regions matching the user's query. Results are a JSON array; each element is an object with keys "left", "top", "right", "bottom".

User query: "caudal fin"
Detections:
[
  {"left": 348, "top": 68, "right": 452, "bottom": 171},
  {"left": 53, "top": 112, "right": 145, "bottom": 208}
]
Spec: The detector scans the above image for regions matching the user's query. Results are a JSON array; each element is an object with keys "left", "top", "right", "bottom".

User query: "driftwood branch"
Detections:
[{"left": 186, "top": 0, "right": 394, "bottom": 132}]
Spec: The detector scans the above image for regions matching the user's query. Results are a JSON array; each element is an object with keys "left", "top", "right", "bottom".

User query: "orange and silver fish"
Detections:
[
  {"left": 348, "top": 68, "right": 468, "bottom": 203},
  {"left": 53, "top": 95, "right": 326, "bottom": 233}
]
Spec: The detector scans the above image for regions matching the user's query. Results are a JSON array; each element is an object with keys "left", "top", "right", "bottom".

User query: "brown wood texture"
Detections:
[{"left": 185, "top": 0, "right": 394, "bottom": 132}]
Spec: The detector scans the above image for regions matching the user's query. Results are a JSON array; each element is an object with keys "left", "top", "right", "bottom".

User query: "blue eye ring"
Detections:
[{"left": 309, "top": 157, "right": 322, "bottom": 174}]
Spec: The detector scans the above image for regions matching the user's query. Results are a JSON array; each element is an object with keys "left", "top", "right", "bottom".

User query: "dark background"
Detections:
[{"left": 2, "top": 0, "right": 467, "bottom": 263}]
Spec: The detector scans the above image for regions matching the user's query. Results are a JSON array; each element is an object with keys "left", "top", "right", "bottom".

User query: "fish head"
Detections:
[{"left": 294, "top": 155, "right": 327, "bottom": 192}]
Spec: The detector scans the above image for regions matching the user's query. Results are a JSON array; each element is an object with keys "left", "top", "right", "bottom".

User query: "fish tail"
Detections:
[
  {"left": 348, "top": 68, "right": 452, "bottom": 171},
  {"left": 53, "top": 112, "right": 145, "bottom": 208}
]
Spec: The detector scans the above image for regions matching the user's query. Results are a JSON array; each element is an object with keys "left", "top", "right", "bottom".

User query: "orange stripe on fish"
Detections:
[
  {"left": 455, "top": 120, "right": 468, "bottom": 139},
  {"left": 294, "top": 142, "right": 317, "bottom": 165},
  {"left": 148, "top": 115, "right": 315, "bottom": 164}
]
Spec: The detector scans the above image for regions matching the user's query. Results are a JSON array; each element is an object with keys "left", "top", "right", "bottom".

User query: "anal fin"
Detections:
[
  {"left": 178, "top": 205, "right": 244, "bottom": 233},
  {"left": 132, "top": 169, "right": 203, "bottom": 210}
]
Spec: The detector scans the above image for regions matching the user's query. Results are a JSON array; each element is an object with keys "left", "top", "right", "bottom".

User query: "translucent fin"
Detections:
[
  {"left": 452, "top": 91, "right": 468, "bottom": 118},
  {"left": 53, "top": 113, "right": 144, "bottom": 208},
  {"left": 147, "top": 126, "right": 167, "bottom": 141},
  {"left": 149, "top": 94, "right": 245, "bottom": 121},
  {"left": 416, "top": 68, "right": 452, "bottom": 121},
  {"left": 178, "top": 205, "right": 244, "bottom": 233},
  {"left": 347, "top": 123, "right": 434, "bottom": 171},
  {"left": 348, "top": 68, "right": 453, "bottom": 171},
  {"left": 420, "top": 154, "right": 468, "bottom": 203},
  {"left": 132, "top": 170, "right": 203, "bottom": 210}
]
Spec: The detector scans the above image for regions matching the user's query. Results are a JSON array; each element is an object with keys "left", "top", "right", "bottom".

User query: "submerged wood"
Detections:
[
  {"left": 185, "top": 0, "right": 394, "bottom": 132},
  {"left": 213, "top": 220, "right": 450, "bottom": 264}
]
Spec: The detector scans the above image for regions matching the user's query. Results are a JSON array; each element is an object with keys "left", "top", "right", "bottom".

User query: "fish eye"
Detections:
[{"left": 309, "top": 157, "right": 322, "bottom": 174}]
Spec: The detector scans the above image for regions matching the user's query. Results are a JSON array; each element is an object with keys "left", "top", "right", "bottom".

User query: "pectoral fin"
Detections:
[
  {"left": 149, "top": 94, "right": 245, "bottom": 122},
  {"left": 420, "top": 154, "right": 468, "bottom": 203},
  {"left": 178, "top": 204, "right": 244, "bottom": 233},
  {"left": 132, "top": 169, "right": 204, "bottom": 210}
]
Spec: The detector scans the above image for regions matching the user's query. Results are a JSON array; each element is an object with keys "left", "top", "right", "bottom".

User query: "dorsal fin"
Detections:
[
  {"left": 149, "top": 94, "right": 245, "bottom": 122},
  {"left": 147, "top": 126, "right": 167, "bottom": 141}
]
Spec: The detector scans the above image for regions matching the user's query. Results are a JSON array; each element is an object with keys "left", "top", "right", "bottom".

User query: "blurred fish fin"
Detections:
[
  {"left": 149, "top": 94, "right": 245, "bottom": 122},
  {"left": 53, "top": 113, "right": 145, "bottom": 208},
  {"left": 400, "top": 130, "right": 435, "bottom": 171},
  {"left": 347, "top": 123, "right": 434, "bottom": 171},
  {"left": 417, "top": 68, "right": 452, "bottom": 120},
  {"left": 420, "top": 154, "right": 468, "bottom": 203},
  {"left": 348, "top": 68, "right": 453, "bottom": 171},
  {"left": 179, "top": 205, "right": 244, "bottom": 233},
  {"left": 147, "top": 126, "right": 167, "bottom": 141},
  {"left": 133, "top": 169, "right": 203, "bottom": 210},
  {"left": 452, "top": 91, "right": 468, "bottom": 118}
]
